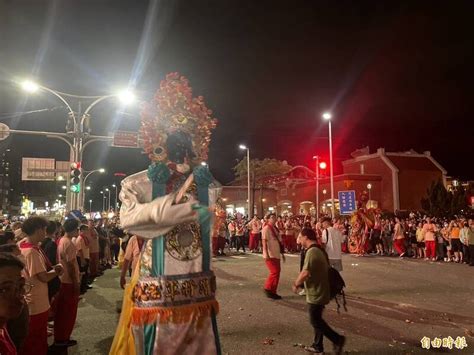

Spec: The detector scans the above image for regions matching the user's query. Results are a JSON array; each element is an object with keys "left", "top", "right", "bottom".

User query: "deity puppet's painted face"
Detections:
[{"left": 165, "top": 131, "right": 196, "bottom": 164}]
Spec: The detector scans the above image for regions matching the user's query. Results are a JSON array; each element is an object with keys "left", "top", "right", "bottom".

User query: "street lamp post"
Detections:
[
  {"left": 100, "top": 191, "right": 105, "bottom": 212},
  {"left": 111, "top": 184, "right": 119, "bottom": 212},
  {"left": 322, "top": 189, "right": 327, "bottom": 213},
  {"left": 80, "top": 168, "right": 105, "bottom": 210},
  {"left": 19, "top": 80, "right": 135, "bottom": 211},
  {"left": 89, "top": 199, "right": 93, "bottom": 214},
  {"left": 313, "top": 155, "right": 320, "bottom": 218},
  {"left": 239, "top": 144, "right": 251, "bottom": 218},
  {"left": 367, "top": 183, "right": 372, "bottom": 201},
  {"left": 322, "top": 112, "right": 335, "bottom": 218},
  {"left": 105, "top": 188, "right": 111, "bottom": 211}
]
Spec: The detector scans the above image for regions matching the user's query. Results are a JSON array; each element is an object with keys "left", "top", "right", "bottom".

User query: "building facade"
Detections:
[{"left": 221, "top": 148, "right": 447, "bottom": 216}]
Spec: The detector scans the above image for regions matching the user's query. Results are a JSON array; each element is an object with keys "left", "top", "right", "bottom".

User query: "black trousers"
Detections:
[
  {"left": 308, "top": 303, "right": 342, "bottom": 352},
  {"left": 111, "top": 244, "right": 120, "bottom": 262},
  {"left": 461, "top": 244, "right": 469, "bottom": 262},
  {"left": 469, "top": 245, "right": 474, "bottom": 266},
  {"left": 236, "top": 235, "right": 246, "bottom": 252},
  {"left": 78, "top": 258, "right": 90, "bottom": 293},
  {"left": 230, "top": 235, "right": 236, "bottom": 249}
]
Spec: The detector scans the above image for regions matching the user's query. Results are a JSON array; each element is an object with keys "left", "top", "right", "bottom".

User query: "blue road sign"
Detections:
[{"left": 338, "top": 190, "right": 357, "bottom": 215}]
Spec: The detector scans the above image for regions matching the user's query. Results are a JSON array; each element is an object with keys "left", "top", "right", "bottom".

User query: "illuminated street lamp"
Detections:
[
  {"left": 89, "top": 199, "right": 93, "bottom": 214},
  {"left": 80, "top": 168, "right": 105, "bottom": 210},
  {"left": 19, "top": 79, "right": 135, "bottom": 211},
  {"left": 20, "top": 80, "right": 39, "bottom": 93},
  {"left": 367, "top": 183, "right": 372, "bottom": 201},
  {"left": 239, "top": 144, "right": 251, "bottom": 217},
  {"left": 322, "top": 112, "right": 335, "bottom": 218},
  {"left": 117, "top": 90, "right": 136, "bottom": 105}
]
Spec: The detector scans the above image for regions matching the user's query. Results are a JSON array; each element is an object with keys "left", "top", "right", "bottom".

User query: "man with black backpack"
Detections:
[{"left": 292, "top": 228, "right": 346, "bottom": 354}]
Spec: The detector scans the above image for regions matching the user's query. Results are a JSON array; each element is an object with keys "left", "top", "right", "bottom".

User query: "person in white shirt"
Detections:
[
  {"left": 228, "top": 220, "right": 236, "bottom": 250},
  {"left": 262, "top": 213, "right": 285, "bottom": 299},
  {"left": 321, "top": 217, "right": 343, "bottom": 271},
  {"left": 247, "top": 216, "right": 262, "bottom": 253}
]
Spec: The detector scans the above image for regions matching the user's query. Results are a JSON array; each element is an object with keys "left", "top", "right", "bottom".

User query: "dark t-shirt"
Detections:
[
  {"left": 40, "top": 237, "right": 57, "bottom": 265},
  {"left": 40, "top": 237, "right": 60, "bottom": 299}
]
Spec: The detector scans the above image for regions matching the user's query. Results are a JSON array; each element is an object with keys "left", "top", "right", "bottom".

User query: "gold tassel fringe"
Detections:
[{"left": 131, "top": 300, "right": 219, "bottom": 326}]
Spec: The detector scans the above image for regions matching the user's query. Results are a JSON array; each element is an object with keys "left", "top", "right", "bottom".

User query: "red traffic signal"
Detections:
[
  {"left": 319, "top": 161, "right": 327, "bottom": 170},
  {"left": 70, "top": 162, "right": 82, "bottom": 187}
]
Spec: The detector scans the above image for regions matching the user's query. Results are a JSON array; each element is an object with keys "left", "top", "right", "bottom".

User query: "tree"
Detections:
[
  {"left": 421, "top": 179, "right": 468, "bottom": 217},
  {"left": 233, "top": 158, "right": 292, "bottom": 217},
  {"left": 450, "top": 185, "right": 469, "bottom": 216}
]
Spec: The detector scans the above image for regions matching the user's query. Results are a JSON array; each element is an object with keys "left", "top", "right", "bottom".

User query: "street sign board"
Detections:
[
  {"left": 112, "top": 131, "right": 139, "bottom": 148},
  {"left": 55, "top": 161, "right": 70, "bottom": 180},
  {"left": 338, "top": 190, "right": 357, "bottom": 215},
  {"left": 22, "top": 158, "right": 56, "bottom": 181},
  {"left": 0, "top": 123, "right": 10, "bottom": 141}
]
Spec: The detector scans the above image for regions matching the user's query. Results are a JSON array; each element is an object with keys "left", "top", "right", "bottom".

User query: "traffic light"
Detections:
[
  {"left": 319, "top": 161, "right": 327, "bottom": 170},
  {"left": 70, "top": 162, "right": 81, "bottom": 193}
]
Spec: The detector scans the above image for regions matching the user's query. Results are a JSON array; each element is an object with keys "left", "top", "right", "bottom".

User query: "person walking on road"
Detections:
[
  {"left": 321, "top": 217, "right": 343, "bottom": 271},
  {"left": 393, "top": 217, "right": 406, "bottom": 257},
  {"left": 293, "top": 228, "right": 345, "bottom": 354},
  {"left": 262, "top": 213, "right": 285, "bottom": 299}
]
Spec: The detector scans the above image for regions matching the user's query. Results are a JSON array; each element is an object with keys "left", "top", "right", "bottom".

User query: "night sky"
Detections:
[{"left": 0, "top": 1, "right": 473, "bottom": 207}]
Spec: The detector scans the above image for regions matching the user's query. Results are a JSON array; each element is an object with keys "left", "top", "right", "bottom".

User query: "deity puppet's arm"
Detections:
[{"left": 119, "top": 179, "right": 198, "bottom": 238}]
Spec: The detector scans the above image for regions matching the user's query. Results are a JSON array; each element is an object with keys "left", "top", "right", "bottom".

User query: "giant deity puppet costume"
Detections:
[{"left": 110, "top": 73, "right": 221, "bottom": 355}]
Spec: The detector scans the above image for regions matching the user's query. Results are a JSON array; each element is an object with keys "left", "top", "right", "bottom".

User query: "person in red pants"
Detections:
[
  {"left": 262, "top": 213, "right": 285, "bottom": 299},
  {"left": 393, "top": 217, "right": 406, "bottom": 258},
  {"left": 422, "top": 218, "right": 437, "bottom": 261},
  {"left": 284, "top": 218, "right": 298, "bottom": 253},
  {"left": 52, "top": 219, "right": 81, "bottom": 348},
  {"left": 247, "top": 216, "right": 262, "bottom": 253},
  {"left": 19, "top": 217, "right": 64, "bottom": 355}
]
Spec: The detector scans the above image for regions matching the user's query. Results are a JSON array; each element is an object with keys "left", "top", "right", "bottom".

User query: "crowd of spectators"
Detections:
[
  {"left": 0, "top": 214, "right": 128, "bottom": 355},
  {"left": 1, "top": 209, "right": 473, "bottom": 354},
  {"left": 217, "top": 212, "right": 474, "bottom": 266}
]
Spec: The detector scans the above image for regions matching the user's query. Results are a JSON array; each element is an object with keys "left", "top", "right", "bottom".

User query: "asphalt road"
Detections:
[{"left": 66, "top": 253, "right": 474, "bottom": 354}]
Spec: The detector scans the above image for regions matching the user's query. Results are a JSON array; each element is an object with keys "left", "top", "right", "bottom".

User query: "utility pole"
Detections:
[{"left": 9, "top": 80, "right": 135, "bottom": 211}]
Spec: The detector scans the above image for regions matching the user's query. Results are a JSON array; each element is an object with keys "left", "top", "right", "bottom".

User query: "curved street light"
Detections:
[
  {"left": 80, "top": 168, "right": 105, "bottom": 210},
  {"left": 18, "top": 79, "right": 135, "bottom": 210}
]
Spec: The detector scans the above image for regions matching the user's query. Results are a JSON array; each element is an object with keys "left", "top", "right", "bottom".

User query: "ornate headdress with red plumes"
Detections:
[{"left": 140, "top": 72, "right": 218, "bottom": 163}]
